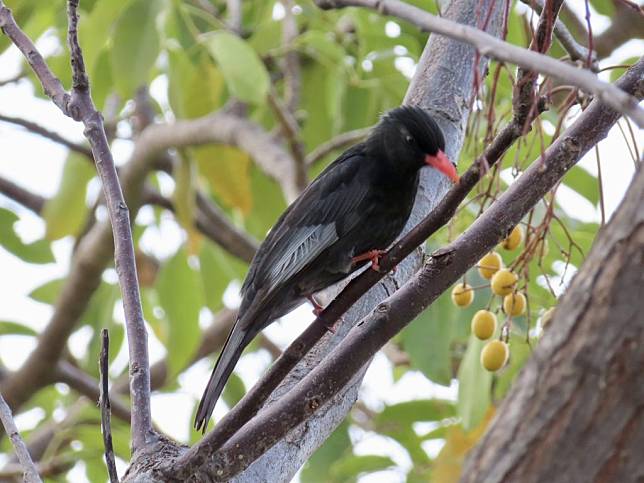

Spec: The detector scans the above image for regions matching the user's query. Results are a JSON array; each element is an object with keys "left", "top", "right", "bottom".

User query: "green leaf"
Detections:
[
  {"left": 563, "top": 165, "right": 598, "bottom": 206},
  {"left": 0, "top": 208, "right": 54, "bottom": 264},
  {"left": 156, "top": 248, "right": 203, "bottom": 377},
  {"left": 402, "top": 294, "right": 454, "bottom": 385},
  {"left": 42, "top": 152, "right": 95, "bottom": 240},
  {"left": 204, "top": 31, "right": 269, "bottom": 105},
  {"left": 374, "top": 399, "right": 456, "bottom": 427},
  {"left": 199, "top": 241, "right": 246, "bottom": 313},
  {"left": 590, "top": 0, "right": 614, "bottom": 16},
  {"left": 90, "top": 48, "right": 114, "bottom": 111},
  {"left": 111, "top": 0, "right": 162, "bottom": 98},
  {"left": 245, "top": 167, "right": 287, "bottom": 239},
  {"left": 301, "top": 422, "right": 351, "bottom": 483},
  {"left": 221, "top": 372, "right": 246, "bottom": 408},
  {"left": 194, "top": 145, "right": 253, "bottom": 215},
  {"left": 457, "top": 335, "right": 492, "bottom": 430},
  {"left": 609, "top": 56, "right": 639, "bottom": 83},
  {"left": 82, "top": 282, "right": 121, "bottom": 375},
  {"left": 330, "top": 455, "right": 395, "bottom": 480},
  {"left": 78, "top": 0, "right": 129, "bottom": 73},
  {"left": 0, "top": 321, "right": 37, "bottom": 336},
  {"left": 494, "top": 336, "right": 533, "bottom": 399},
  {"left": 168, "top": 50, "right": 224, "bottom": 119},
  {"left": 28, "top": 278, "right": 64, "bottom": 304}
]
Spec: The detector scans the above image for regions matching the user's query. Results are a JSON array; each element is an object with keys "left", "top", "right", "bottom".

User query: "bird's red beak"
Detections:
[{"left": 425, "top": 150, "right": 459, "bottom": 183}]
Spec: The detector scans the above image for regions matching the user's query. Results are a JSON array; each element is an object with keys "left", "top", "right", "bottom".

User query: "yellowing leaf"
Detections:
[
  {"left": 168, "top": 51, "right": 224, "bottom": 119},
  {"left": 194, "top": 145, "right": 253, "bottom": 215},
  {"left": 431, "top": 408, "right": 496, "bottom": 483},
  {"left": 42, "top": 152, "right": 95, "bottom": 240},
  {"left": 204, "top": 31, "right": 269, "bottom": 105}
]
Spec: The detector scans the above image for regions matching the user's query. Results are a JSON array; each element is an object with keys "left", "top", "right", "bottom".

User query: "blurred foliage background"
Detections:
[{"left": 0, "top": 0, "right": 641, "bottom": 481}]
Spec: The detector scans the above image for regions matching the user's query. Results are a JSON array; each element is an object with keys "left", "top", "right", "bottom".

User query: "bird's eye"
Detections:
[{"left": 405, "top": 135, "right": 414, "bottom": 144}]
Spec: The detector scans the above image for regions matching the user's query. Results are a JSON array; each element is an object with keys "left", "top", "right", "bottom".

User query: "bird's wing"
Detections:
[{"left": 242, "top": 145, "right": 371, "bottom": 300}]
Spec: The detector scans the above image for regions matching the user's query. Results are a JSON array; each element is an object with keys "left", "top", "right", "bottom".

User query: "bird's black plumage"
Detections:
[{"left": 194, "top": 106, "right": 455, "bottom": 432}]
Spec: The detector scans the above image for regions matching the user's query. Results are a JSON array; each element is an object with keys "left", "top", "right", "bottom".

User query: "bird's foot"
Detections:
[
  {"left": 352, "top": 249, "right": 387, "bottom": 272},
  {"left": 307, "top": 295, "right": 324, "bottom": 316}
]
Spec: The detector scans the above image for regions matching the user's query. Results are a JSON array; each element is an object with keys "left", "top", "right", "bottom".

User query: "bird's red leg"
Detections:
[
  {"left": 352, "top": 249, "right": 387, "bottom": 271},
  {"left": 308, "top": 295, "right": 338, "bottom": 334},
  {"left": 307, "top": 295, "right": 324, "bottom": 316}
]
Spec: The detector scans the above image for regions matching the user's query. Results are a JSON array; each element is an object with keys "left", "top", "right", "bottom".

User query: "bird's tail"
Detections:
[{"left": 194, "top": 320, "right": 256, "bottom": 433}]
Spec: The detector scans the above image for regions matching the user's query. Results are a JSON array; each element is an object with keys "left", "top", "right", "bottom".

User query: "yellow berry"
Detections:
[
  {"left": 478, "top": 252, "right": 503, "bottom": 280},
  {"left": 451, "top": 283, "right": 474, "bottom": 308},
  {"left": 502, "top": 225, "right": 523, "bottom": 250},
  {"left": 535, "top": 238, "right": 549, "bottom": 258},
  {"left": 503, "top": 292, "right": 526, "bottom": 316},
  {"left": 471, "top": 310, "right": 497, "bottom": 340},
  {"left": 480, "top": 340, "right": 509, "bottom": 372},
  {"left": 541, "top": 307, "right": 556, "bottom": 328},
  {"left": 490, "top": 269, "right": 518, "bottom": 296}
]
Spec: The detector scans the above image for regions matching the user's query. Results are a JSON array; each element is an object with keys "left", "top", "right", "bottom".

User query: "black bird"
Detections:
[{"left": 194, "top": 106, "right": 458, "bottom": 432}]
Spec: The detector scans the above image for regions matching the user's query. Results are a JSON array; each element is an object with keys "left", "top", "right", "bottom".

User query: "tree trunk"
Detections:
[{"left": 461, "top": 164, "right": 644, "bottom": 483}]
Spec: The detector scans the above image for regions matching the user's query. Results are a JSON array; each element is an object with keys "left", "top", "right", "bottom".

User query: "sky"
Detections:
[{"left": 0, "top": 3, "right": 642, "bottom": 482}]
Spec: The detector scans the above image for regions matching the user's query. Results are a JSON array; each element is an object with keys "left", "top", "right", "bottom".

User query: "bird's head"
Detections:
[{"left": 367, "top": 106, "right": 459, "bottom": 183}]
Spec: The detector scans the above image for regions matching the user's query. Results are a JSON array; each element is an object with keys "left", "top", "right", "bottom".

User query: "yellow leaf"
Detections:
[
  {"left": 194, "top": 145, "right": 253, "bottom": 215},
  {"left": 431, "top": 407, "right": 496, "bottom": 483}
]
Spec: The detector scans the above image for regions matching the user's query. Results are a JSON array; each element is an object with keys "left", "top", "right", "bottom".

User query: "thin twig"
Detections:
[
  {"left": 519, "top": 0, "right": 597, "bottom": 68},
  {"left": 282, "top": 0, "right": 301, "bottom": 114},
  {"left": 0, "top": 113, "right": 94, "bottom": 158},
  {"left": 595, "top": 145, "right": 605, "bottom": 225},
  {"left": 99, "top": 330, "right": 119, "bottom": 483},
  {"left": 305, "top": 127, "right": 371, "bottom": 167},
  {"left": 0, "top": 175, "right": 46, "bottom": 214},
  {"left": 314, "top": 0, "right": 644, "bottom": 127},
  {"left": 0, "top": 393, "right": 42, "bottom": 483},
  {"left": 267, "top": 89, "right": 308, "bottom": 191},
  {"left": 0, "top": 70, "right": 24, "bottom": 86}
]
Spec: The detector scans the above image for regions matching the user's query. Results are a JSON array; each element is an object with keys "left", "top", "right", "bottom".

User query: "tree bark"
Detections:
[{"left": 461, "top": 164, "right": 644, "bottom": 483}]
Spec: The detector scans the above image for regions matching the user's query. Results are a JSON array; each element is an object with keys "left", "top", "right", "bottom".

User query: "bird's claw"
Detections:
[{"left": 352, "top": 249, "right": 387, "bottom": 272}]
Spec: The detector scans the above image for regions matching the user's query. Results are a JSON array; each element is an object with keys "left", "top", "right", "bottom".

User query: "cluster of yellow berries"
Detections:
[{"left": 450, "top": 225, "right": 528, "bottom": 373}]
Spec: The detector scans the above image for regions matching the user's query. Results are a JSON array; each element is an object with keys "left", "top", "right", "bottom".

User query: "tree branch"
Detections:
[
  {"left": 519, "top": 0, "right": 596, "bottom": 68},
  {"left": 0, "top": 175, "right": 45, "bottom": 214},
  {"left": 0, "top": 393, "right": 42, "bottom": 483},
  {"left": 0, "top": 0, "right": 153, "bottom": 450},
  {"left": 66, "top": 0, "right": 152, "bottom": 451},
  {"left": 0, "top": 113, "right": 94, "bottom": 159},
  {"left": 267, "top": 90, "right": 308, "bottom": 192},
  {"left": 305, "top": 127, "right": 370, "bottom": 167},
  {"left": 182, "top": 55, "right": 644, "bottom": 482},
  {"left": 0, "top": 6, "right": 68, "bottom": 113},
  {"left": 99, "top": 330, "right": 119, "bottom": 483},
  {"left": 315, "top": 0, "right": 644, "bottom": 127},
  {"left": 54, "top": 361, "right": 132, "bottom": 423}
]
